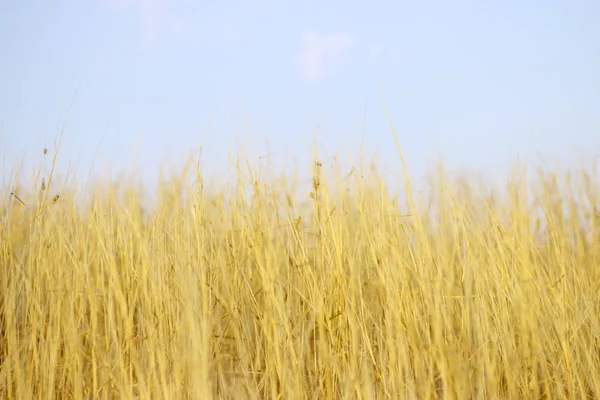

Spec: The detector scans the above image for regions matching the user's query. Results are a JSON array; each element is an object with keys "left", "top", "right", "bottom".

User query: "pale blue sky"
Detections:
[{"left": 2, "top": 0, "right": 600, "bottom": 191}]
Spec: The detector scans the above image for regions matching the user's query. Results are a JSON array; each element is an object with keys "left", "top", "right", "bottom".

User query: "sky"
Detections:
[{"left": 1, "top": 0, "right": 600, "bottom": 194}]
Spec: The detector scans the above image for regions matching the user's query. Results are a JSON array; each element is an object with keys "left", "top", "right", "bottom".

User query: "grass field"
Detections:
[{"left": 1, "top": 135, "right": 600, "bottom": 399}]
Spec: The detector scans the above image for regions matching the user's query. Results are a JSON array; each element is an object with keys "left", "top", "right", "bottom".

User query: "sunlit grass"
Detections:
[{"left": 1, "top": 138, "right": 600, "bottom": 399}]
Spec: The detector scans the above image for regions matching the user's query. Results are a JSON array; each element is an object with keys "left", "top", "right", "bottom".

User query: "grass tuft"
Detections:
[{"left": 1, "top": 142, "right": 600, "bottom": 399}]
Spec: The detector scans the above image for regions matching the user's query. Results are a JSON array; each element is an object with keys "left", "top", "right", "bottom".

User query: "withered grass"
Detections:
[{"left": 1, "top": 140, "right": 600, "bottom": 399}]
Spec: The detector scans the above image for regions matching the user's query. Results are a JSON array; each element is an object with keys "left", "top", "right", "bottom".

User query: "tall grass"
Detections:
[{"left": 1, "top": 142, "right": 600, "bottom": 399}]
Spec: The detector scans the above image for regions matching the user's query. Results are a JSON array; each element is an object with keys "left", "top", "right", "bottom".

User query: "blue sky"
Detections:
[{"left": 2, "top": 0, "right": 600, "bottom": 193}]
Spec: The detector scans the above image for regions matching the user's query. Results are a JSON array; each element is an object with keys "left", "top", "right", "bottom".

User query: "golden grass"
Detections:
[{"left": 1, "top": 141, "right": 600, "bottom": 399}]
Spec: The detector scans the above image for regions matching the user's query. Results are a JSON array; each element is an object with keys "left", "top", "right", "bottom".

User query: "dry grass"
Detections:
[{"left": 1, "top": 140, "right": 600, "bottom": 399}]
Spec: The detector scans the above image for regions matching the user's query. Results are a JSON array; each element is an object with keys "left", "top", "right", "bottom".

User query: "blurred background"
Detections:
[{"left": 1, "top": 0, "right": 599, "bottom": 193}]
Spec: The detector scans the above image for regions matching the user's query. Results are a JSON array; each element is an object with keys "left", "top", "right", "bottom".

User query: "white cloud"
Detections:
[
  {"left": 369, "top": 43, "right": 384, "bottom": 58},
  {"left": 167, "top": 18, "right": 188, "bottom": 38},
  {"left": 299, "top": 30, "right": 355, "bottom": 81},
  {"left": 105, "top": 0, "right": 184, "bottom": 50},
  {"left": 221, "top": 23, "right": 245, "bottom": 43},
  {"left": 387, "top": 49, "right": 403, "bottom": 63}
]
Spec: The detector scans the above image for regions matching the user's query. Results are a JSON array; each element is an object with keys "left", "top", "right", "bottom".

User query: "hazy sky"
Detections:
[{"left": 2, "top": 0, "right": 599, "bottom": 189}]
